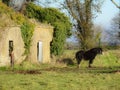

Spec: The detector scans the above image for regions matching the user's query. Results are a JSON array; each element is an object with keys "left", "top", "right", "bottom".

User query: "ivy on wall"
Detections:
[
  {"left": 20, "top": 22, "right": 34, "bottom": 57},
  {"left": 0, "top": 2, "right": 34, "bottom": 59},
  {"left": 25, "top": 3, "right": 72, "bottom": 55},
  {"left": 0, "top": 2, "right": 72, "bottom": 56}
]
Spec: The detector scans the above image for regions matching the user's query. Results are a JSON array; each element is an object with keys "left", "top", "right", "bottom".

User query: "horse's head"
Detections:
[
  {"left": 92, "top": 47, "right": 102, "bottom": 54},
  {"left": 96, "top": 47, "right": 102, "bottom": 54}
]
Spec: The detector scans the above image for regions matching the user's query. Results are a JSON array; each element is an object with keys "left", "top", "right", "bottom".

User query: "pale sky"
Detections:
[
  {"left": 37, "top": 0, "right": 120, "bottom": 29},
  {"left": 94, "top": 0, "right": 119, "bottom": 29}
]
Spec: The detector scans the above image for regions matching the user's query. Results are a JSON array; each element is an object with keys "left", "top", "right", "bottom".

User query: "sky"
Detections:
[{"left": 94, "top": 0, "right": 120, "bottom": 29}]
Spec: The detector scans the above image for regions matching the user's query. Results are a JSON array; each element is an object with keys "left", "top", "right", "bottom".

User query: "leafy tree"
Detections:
[{"left": 25, "top": 3, "right": 72, "bottom": 55}]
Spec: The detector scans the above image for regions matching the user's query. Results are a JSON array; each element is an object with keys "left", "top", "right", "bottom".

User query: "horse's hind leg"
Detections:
[{"left": 77, "top": 59, "right": 82, "bottom": 68}]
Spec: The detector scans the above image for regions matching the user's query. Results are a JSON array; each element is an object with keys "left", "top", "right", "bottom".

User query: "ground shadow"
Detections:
[
  {"left": 14, "top": 70, "right": 42, "bottom": 74},
  {"left": 62, "top": 58, "right": 74, "bottom": 65},
  {"left": 1, "top": 70, "right": 42, "bottom": 75},
  {"left": 56, "top": 58, "right": 75, "bottom": 66},
  {"left": 90, "top": 66, "right": 120, "bottom": 74},
  {"left": 40, "top": 66, "right": 120, "bottom": 74},
  {"left": 1, "top": 65, "right": 120, "bottom": 75}
]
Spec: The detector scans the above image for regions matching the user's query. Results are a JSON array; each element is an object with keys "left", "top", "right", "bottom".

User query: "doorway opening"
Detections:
[
  {"left": 37, "top": 41, "right": 43, "bottom": 62},
  {"left": 9, "top": 40, "right": 13, "bottom": 55}
]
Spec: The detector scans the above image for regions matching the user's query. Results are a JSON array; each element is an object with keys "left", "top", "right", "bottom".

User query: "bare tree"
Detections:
[
  {"left": 111, "top": 13, "right": 120, "bottom": 39},
  {"left": 2, "top": 0, "right": 36, "bottom": 11},
  {"left": 92, "top": 25, "right": 103, "bottom": 47},
  {"left": 111, "top": 0, "right": 120, "bottom": 9},
  {"left": 9, "top": 0, "right": 25, "bottom": 11},
  {"left": 106, "top": 13, "right": 120, "bottom": 45},
  {"left": 64, "top": 0, "right": 103, "bottom": 50},
  {"left": 110, "top": 0, "right": 120, "bottom": 45}
]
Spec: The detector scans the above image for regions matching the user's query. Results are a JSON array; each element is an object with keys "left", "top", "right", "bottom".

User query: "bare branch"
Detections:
[{"left": 111, "top": 0, "right": 120, "bottom": 9}]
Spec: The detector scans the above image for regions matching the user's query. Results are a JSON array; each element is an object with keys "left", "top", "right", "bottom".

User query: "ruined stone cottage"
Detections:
[{"left": 0, "top": 22, "right": 53, "bottom": 66}]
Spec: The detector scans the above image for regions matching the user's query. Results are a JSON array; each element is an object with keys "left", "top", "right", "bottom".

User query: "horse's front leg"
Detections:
[{"left": 88, "top": 59, "right": 93, "bottom": 68}]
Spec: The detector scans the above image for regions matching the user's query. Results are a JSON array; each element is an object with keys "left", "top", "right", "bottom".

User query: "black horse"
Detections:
[{"left": 75, "top": 47, "right": 102, "bottom": 68}]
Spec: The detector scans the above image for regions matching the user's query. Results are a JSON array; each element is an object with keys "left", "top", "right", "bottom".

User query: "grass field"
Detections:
[{"left": 0, "top": 49, "right": 120, "bottom": 90}]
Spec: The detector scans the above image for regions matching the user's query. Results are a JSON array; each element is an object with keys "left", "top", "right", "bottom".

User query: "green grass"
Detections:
[{"left": 0, "top": 49, "right": 120, "bottom": 90}]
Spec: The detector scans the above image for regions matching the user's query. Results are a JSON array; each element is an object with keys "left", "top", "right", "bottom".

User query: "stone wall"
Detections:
[
  {"left": 0, "top": 27, "right": 25, "bottom": 66},
  {"left": 0, "top": 23, "right": 53, "bottom": 66},
  {"left": 28, "top": 24, "right": 53, "bottom": 63}
]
